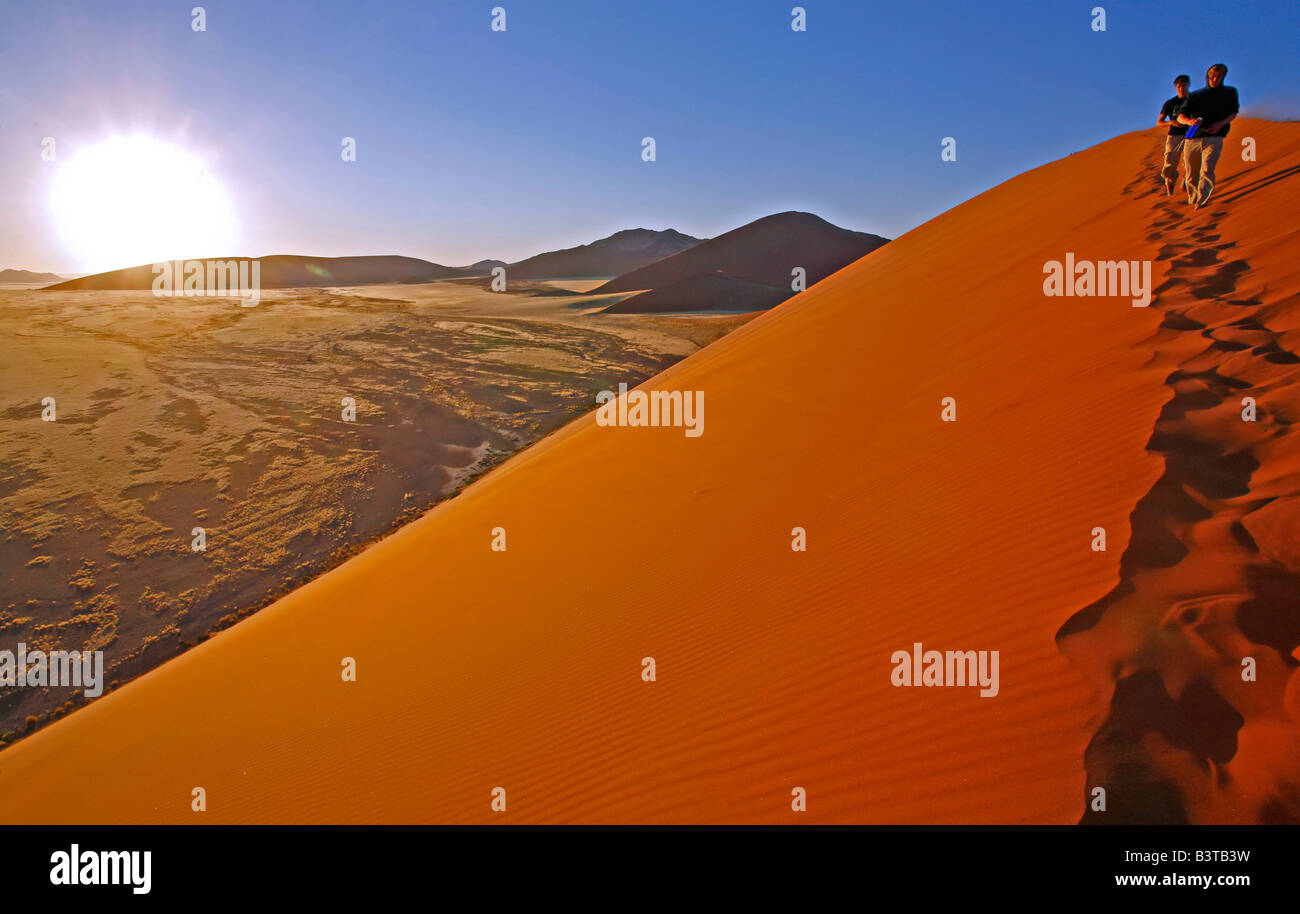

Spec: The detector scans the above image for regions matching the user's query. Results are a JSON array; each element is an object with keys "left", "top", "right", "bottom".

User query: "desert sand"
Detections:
[
  {"left": 0, "top": 281, "right": 748, "bottom": 739},
  {"left": 0, "top": 120, "right": 1296, "bottom": 824}
]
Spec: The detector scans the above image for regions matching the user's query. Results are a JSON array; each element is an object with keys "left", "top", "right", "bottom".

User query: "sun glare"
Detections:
[{"left": 49, "top": 134, "right": 238, "bottom": 274}]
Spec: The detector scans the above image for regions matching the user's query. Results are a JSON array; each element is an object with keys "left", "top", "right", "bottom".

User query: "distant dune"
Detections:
[
  {"left": 3, "top": 121, "right": 1298, "bottom": 825},
  {"left": 0, "top": 269, "right": 63, "bottom": 283},
  {"left": 462, "top": 259, "right": 507, "bottom": 274},
  {"left": 592, "top": 212, "right": 888, "bottom": 302},
  {"left": 42, "top": 255, "right": 470, "bottom": 290},
  {"left": 507, "top": 228, "right": 702, "bottom": 280},
  {"left": 604, "top": 271, "right": 791, "bottom": 314}
]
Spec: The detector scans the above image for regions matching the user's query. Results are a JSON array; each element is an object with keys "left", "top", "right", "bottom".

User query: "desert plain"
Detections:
[{"left": 0, "top": 279, "right": 749, "bottom": 740}]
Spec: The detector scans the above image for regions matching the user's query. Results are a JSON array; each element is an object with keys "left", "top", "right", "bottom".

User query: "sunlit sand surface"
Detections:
[
  {"left": 0, "top": 280, "right": 750, "bottom": 739},
  {"left": 1, "top": 122, "right": 1296, "bottom": 825}
]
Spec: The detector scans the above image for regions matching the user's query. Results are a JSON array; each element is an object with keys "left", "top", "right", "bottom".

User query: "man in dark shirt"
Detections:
[
  {"left": 1158, "top": 75, "right": 1192, "bottom": 196},
  {"left": 1176, "top": 63, "right": 1241, "bottom": 208}
]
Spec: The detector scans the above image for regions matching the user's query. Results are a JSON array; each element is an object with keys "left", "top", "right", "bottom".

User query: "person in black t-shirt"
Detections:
[
  {"left": 1176, "top": 63, "right": 1241, "bottom": 208},
  {"left": 1158, "top": 75, "right": 1192, "bottom": 196}
]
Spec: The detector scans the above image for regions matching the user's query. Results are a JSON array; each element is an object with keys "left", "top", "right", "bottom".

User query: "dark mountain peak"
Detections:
[
  {"left": 506, "top": 227, "right": 702, "bottom": 279},
  {"left": 593, "top": 212, "right": 889, "bottom": 296}
]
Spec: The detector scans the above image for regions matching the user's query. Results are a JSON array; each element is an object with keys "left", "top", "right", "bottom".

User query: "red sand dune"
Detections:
[{"left": 2, "top": 120, "right": 1297, "bottom": 824}]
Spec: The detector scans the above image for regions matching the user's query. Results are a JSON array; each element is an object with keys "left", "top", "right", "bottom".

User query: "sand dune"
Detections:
[
  {"left": 2, "top": 120, "right": 1296, "bottom": 824},
  {"left": 592, "top": 211, "right": 888, "bottom": 296},
  {"left": 603, "top": 271, "right": 792, "bottom": 314},
  {"left": 43, "top": 255, "right": 470, "bottom": 290},
  {"left": 506, "top": 228, "right": 702, "bottom": 280},
  {"left": 0, "top": 283, "right": 746, "bottom": 741},
  {"left": 1056, "top": 129, "right": 1300, "bottom": 823},
  {"left": 0, "top": 269, "right": 63, "bottom": 284}
]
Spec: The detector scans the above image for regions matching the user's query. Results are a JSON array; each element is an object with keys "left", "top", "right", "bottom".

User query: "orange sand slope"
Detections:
[{"left": 3, "top": 120, "right": 1296, "bottom": 824}]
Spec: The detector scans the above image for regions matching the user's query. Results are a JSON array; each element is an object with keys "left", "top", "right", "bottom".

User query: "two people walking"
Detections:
[{"left": 1157, "top": 63, "right": 1239, "bottom": 209}]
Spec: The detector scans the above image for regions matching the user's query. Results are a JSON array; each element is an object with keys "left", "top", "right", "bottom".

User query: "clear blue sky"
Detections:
[{"left": 1, "top": 0, "right": 1296, "bottom": 273}]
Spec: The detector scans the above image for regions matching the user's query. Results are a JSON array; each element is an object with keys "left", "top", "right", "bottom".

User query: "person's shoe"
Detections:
[{"left": 1164, "top": 179, "right": 1175, "bottom": 196}]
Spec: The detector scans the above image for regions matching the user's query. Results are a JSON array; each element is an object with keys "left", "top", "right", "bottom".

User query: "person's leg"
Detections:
[
  {"left": 1182, "top": 139, "right": 1203, "bottom": 204},
  {"left": 1161, "top": 136, "right": 1183, "bottom": 188},
  {"left": 1195, "top": 137, "right": 1225, "bottom": 205},
  {"left": 1173, "top": 137, "right": 1185, "bottom": 193}
]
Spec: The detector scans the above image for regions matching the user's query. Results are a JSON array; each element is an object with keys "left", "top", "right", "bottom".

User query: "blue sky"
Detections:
[{"left": 1, "top": 0, "right": 1296, "bottom": 272}]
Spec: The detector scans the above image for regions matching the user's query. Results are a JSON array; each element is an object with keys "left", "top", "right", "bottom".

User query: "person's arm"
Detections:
[
  {"left": 1202, "top": 89, "right": 1239, "bottom": 135},
  {"left": 1204, "top": 112, "right": 1238, "bottom": 135}
]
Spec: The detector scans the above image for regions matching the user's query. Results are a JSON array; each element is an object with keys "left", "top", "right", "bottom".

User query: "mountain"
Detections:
[
  {"left": 592, "top": 212, "right": 889, "bottom": 300},
  {"left": 4, "top": 120, "right": 1297, "bottom": 825},
  {"left": 507, "top": 228, "right": 702, "bottom": 279},
  {"left": 463, "top": 259, "right": 507, "bottom": 274},
  {"left": 0, "top": 269, "right": 64, "bottom": 283},
  {"left": 41, "top": 255, "right": 470, "bottom": 290}
]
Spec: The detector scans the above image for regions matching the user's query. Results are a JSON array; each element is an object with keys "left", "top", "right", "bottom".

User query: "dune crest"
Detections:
[
  {"left": 42, "top": 255, "right": 470, "bottom": 290},
  {"left": 592, "top": 211, "right": 888, "bottom": 297},
  {"left": 1057, "top": 137, "right": 1300, "bottom": 824},
  {"left": 506, "top": 228, "right": 703, "bottom": 280},
  {"left": 1, "top": 121, "right": 1296, "bottom": 824}
]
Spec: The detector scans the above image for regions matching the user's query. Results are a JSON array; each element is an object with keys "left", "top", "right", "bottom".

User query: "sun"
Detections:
[{"left": 49, "top": 134, "right": 238, "bottom": 274}]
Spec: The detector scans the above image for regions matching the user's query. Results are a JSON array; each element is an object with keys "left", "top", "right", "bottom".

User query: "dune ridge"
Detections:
[
  {"left": 1, "top": 121, "right": 1296, "bottom": 824},
  {"left": 1058, "top": 140, "right": 1300, "bottom": 824},
  {"left": 42, "top": 254, "right": 470, "bottom": 290},
  {"left": 603, "top": 271, "right": 792, "bottom": 314},
  {"left": 0, "top": 269, "right": 64, "bottom": 283},
  {"left": 505, "top": 228, "right": 703, "bottom": 279},
  {"left": 591, "top": 211, "right": 888, "bottom": 298}
]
